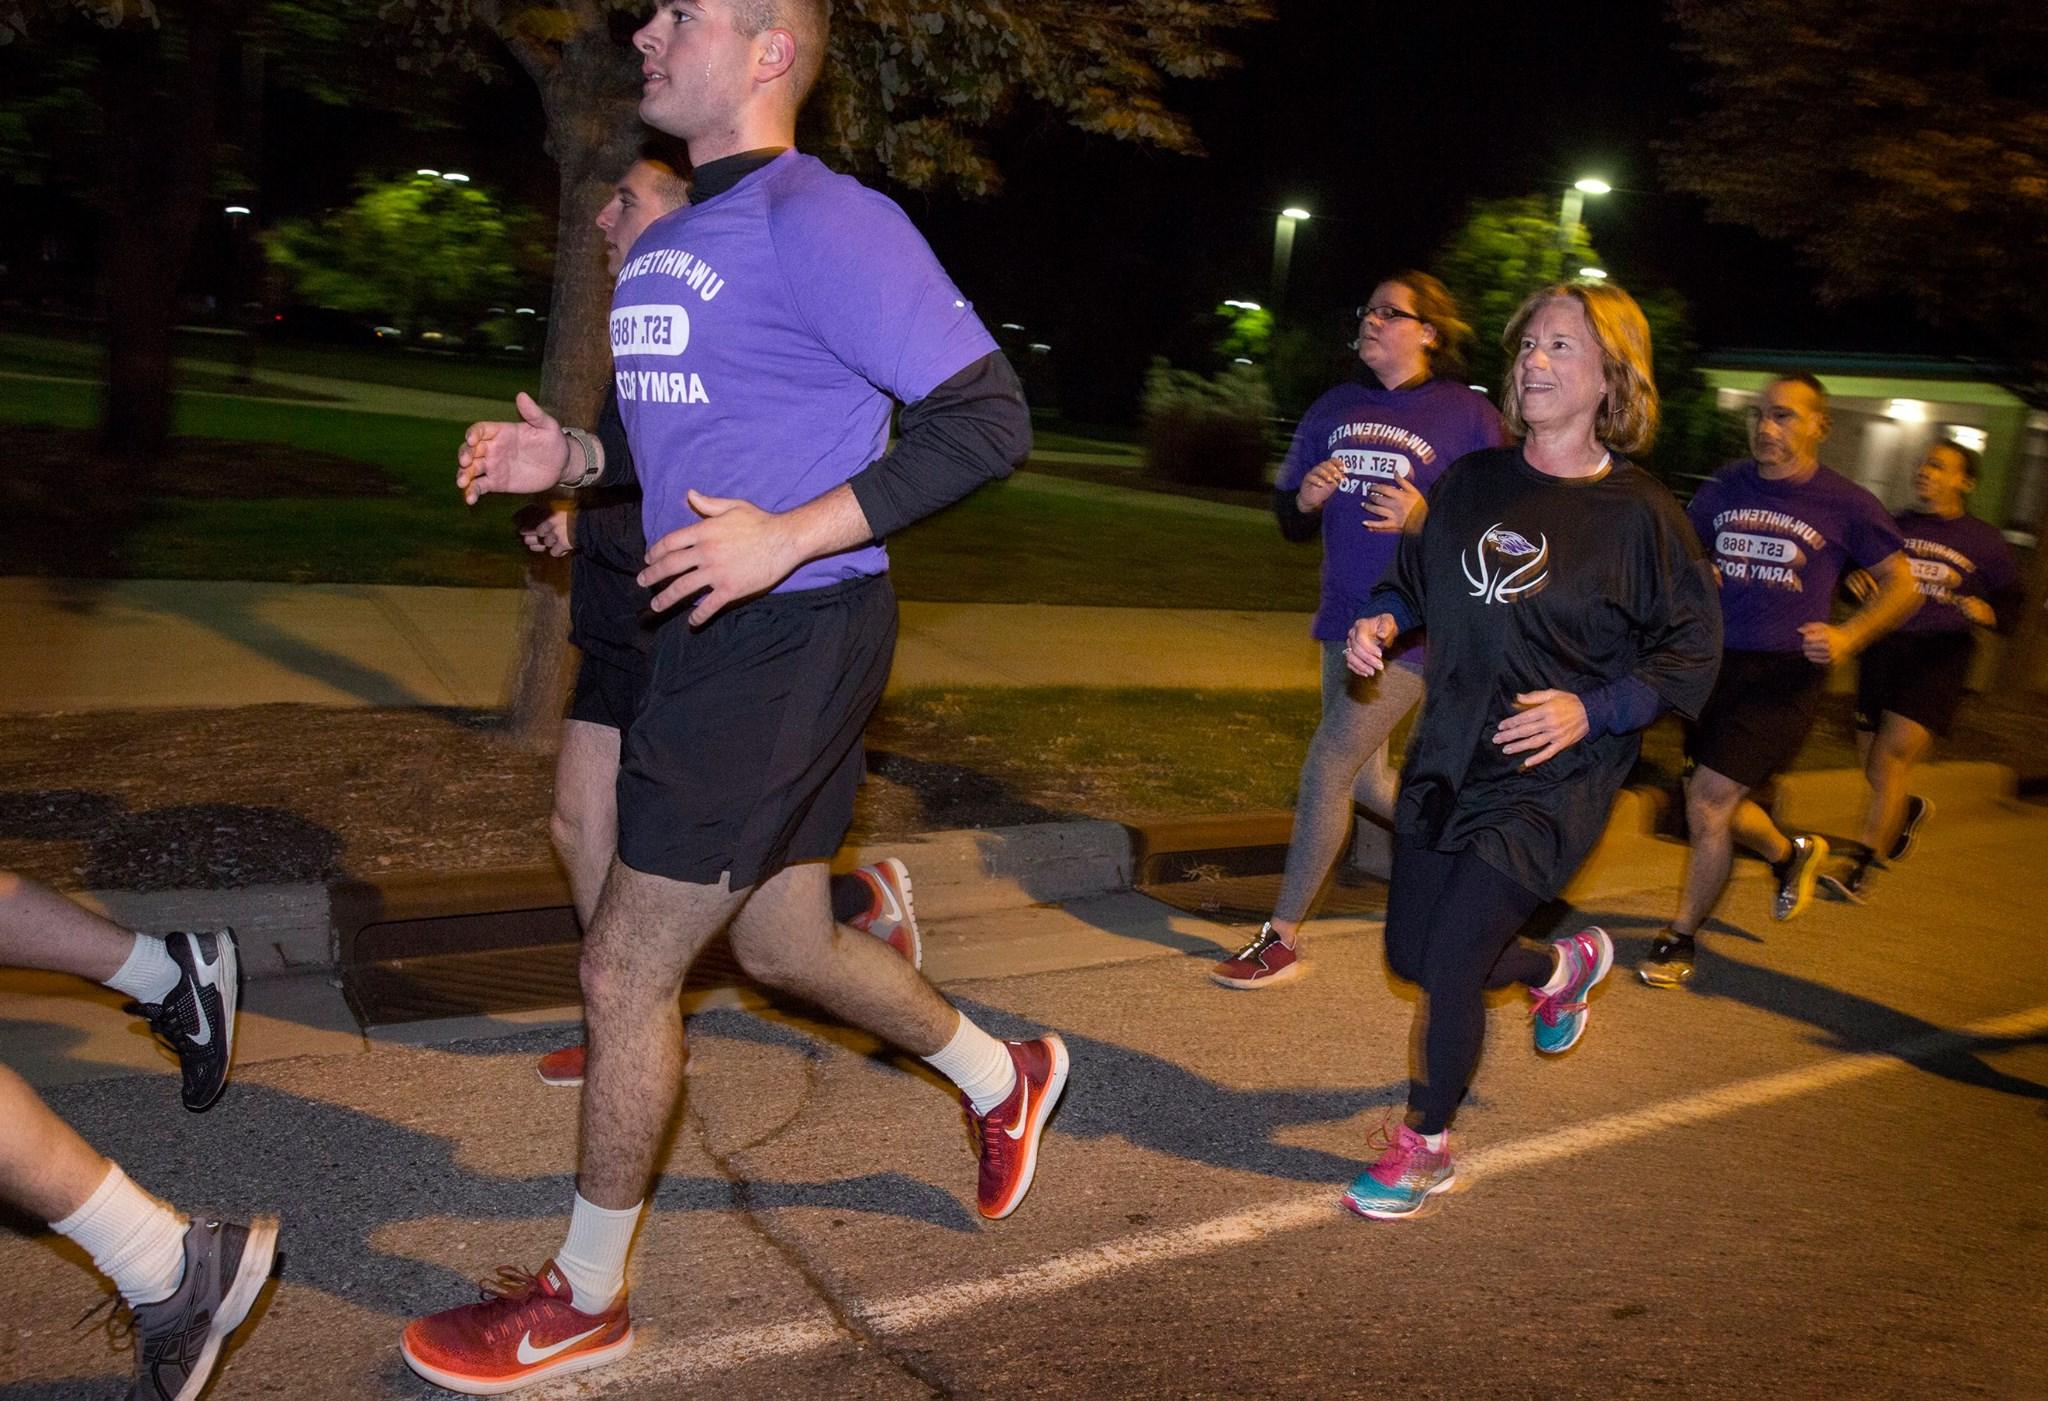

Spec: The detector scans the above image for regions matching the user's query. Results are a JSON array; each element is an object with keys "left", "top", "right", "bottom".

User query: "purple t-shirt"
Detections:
[
  {"left": 1275, "top": 376, "right": 1503, "bottom": 648},
  {"left": 610, "top": 151, "right": 997, "bottom": 593},
  {"left": 1685, "top": 460, "right": 1904, "bottom": 652},
  {"left": 1893, "top": 509, "right": 2023, "bottom": 635}
]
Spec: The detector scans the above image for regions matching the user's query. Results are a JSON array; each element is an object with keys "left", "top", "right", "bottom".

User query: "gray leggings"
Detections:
[{"left": 1273, "top": 642, "right": 1426, "bottom": 925}]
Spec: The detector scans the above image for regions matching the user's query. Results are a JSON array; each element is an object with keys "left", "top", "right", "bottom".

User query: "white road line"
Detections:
[{"left": 530, "top": 1001, "right": 2048, "bottom": 1397}]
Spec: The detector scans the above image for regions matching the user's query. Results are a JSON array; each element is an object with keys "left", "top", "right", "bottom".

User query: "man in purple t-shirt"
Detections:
[
  {"left": 1822, "top": 441, "right": 2025, "bottom": 899},
  {"left": 1641, "top": 373, "right": 1919, "bottom": 988},
  {"left": 411, "top": 4, "right": 1059, "bottom": 1392}
]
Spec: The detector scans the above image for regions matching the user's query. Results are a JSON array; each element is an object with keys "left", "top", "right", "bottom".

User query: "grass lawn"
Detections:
[
  {"left": 1, "top": 374, "right": 1322, "bottom": 607},
  {"left": 1, "top": 328, "right": 539, "bottom": 404}
]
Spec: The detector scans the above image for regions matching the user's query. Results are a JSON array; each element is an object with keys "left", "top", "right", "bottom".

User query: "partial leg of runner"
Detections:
[
  {"left": 1212, "top": 653, "right": 1421, "bottom": 990},
  {"left": 0, "top": 872, "right": 239, "bottom": 1112},
  {"left": 550, "top": 719, "right": 623, "bottom": 928}
]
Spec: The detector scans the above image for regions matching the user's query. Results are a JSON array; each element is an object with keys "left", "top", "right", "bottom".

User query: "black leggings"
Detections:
[{"left": 1384, "top": 840, "right": 1554, "bottom": 1134}]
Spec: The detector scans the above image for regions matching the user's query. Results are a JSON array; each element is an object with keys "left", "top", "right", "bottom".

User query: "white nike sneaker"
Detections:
[{"left": 131, "top": 929, "right": 240, "bottom": 1112}]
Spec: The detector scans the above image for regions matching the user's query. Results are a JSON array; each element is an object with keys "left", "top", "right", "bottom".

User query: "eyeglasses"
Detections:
[{"left": 1357, "top": 304, "right": 1424, "bottom": 325}]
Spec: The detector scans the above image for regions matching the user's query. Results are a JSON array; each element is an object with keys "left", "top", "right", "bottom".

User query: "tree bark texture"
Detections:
[
  {"left": 499, "top": 14, "right": 646, "bottom": 750},
  {"left": 95, "top": 4, "right": 234, "bottom": 464}
]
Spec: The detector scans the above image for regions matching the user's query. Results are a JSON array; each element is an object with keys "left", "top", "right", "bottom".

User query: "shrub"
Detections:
[{"left": 1141, "top": 358, "right": 1275, "bottom": 490}]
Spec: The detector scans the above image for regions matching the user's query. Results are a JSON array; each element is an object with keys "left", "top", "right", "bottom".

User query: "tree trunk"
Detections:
[
  {"left": 94, "top": 8, "right": 230, "bottom": 464},
  {"left": 498, "top": 22, "right": 645, "bottom": 750}
]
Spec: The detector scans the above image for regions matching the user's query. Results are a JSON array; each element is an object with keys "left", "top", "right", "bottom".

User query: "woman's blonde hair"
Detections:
[{"left": 1497, "top": 281, "right": 1659, "bottom": 456}]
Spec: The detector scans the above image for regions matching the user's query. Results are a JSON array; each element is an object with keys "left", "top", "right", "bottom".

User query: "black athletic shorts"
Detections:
[
  {"left": 1686, "top": 648, "right": 1828, "bottom": 790},
  {"left": 616, "top": 574, "right": 896, "bottom": 889},
  {"left": 1854, "top": 630, "right": 1974, "bottom": 738},
  {"left": 567, "top": 649, "right": 650, "bottom": 738}
]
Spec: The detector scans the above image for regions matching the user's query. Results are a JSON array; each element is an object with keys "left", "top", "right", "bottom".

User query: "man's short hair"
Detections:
[
  {"left": 635, "top": 135, "right": 693, "bottom": 210},
  {"left": 733, "top": 0, "right": 829, "bottom": 109},
  {"left": 1933, "top": 439, "right": 1981, "bottom": 483},
  {"left": 1767, "top": 370, "right": 1830, "bottom": 414}
]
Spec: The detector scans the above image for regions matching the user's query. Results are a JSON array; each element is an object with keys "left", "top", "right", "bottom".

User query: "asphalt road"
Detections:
[{"left": 4, "top": 808, "right": 2045, "bottom": 1399}]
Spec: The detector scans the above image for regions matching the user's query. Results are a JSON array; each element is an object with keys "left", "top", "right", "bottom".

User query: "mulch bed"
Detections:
[{"left": 0, "top": 689, "right": 2041, "bottom": 893}]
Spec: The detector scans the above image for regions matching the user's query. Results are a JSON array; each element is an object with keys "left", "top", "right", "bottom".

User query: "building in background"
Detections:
[{"left": 1701, "top": 353, "right": 2045, "bottom": 549}]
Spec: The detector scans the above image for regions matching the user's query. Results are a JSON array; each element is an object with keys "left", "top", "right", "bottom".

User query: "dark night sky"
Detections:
[{"left": 259, "top": 0, "right": 1961, "bottom": 415}]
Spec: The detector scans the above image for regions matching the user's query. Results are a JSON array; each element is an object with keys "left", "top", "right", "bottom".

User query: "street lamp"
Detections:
[
  {"left": 1271, "top": 205, "right": 1310, "bottom": 309},
  {"left": 1578, "top": 266, "right": 1609, "bottom": 281},
  {"left": 1557, "top": 176, "right": 1608, "bottom": 249}
]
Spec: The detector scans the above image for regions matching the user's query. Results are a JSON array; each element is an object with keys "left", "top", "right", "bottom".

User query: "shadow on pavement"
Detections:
[
  {"left": 1588, "top": 915, "right": 2048, "bottom": 1105},
  {"left": 954, "top": 998, "right": 1390, "bottom": 1184}
]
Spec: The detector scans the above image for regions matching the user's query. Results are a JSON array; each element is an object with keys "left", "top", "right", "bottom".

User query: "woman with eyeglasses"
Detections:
[
  {"left": 1211, "top": 272, "right": 1502, "bottom": 990},
  {"left": 1338, "top": 281, "right": 1720, "bottom": 1218}
]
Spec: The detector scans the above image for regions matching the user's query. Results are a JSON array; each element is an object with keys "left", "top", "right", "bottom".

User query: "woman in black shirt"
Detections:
[{"left": 1339, "top": 281, "right": 1721, "bottom": 1219}]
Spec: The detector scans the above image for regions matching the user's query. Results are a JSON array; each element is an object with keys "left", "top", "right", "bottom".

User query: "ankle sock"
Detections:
[
  {"left": 52, "top": 1163, "right": 188, "bottom": 1307},
  {"left": 923, "top": 1015, "right": 1016, "bottom": 1115},
  {"left": 1420, "top": 1130, "right": 1448, "bottom": 1153},
  {"left": 1536, "top": 946, "right": 1571, "bottom": 996},
  {"left": 555, "top": 1194, "right": 642, "bottom": 1314},
  {"left": 106, "top": 935, "right": 181, "bottom": 1005}
]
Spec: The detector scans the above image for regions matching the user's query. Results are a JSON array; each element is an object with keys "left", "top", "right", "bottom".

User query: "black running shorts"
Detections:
[
  {"left": 616, "top": 574, "right": 896, "bottom": 889},
  {"left": 1854, "top": 630, "right": 1974, "bottom": 738},
  {"left": 1685, "top": 649, "right": 1828, "bottom": 790},
  {"left": 567, "top": 649, "right": 650, "bottom": 738}
]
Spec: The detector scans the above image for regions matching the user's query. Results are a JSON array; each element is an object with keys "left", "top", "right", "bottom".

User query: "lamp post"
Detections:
[
  {"left": 1270, "top": 205, "right": 1310, "bottom": 310},
  {"left": 1557, "top": 177, "right": 1608, "bottom": 250}
]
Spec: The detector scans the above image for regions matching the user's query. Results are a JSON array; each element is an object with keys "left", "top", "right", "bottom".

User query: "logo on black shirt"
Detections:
[{"left": 1463, "top": 523, "right": 1550, "bottom": 604}]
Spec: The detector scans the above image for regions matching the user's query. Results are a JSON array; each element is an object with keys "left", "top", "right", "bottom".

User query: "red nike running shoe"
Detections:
[
  {"left": 401, "top": 1259, "right": 631, "bottom": 1395},
  {"left": 965, "top": 1035, "right": 1070, "bottom": 1221}
]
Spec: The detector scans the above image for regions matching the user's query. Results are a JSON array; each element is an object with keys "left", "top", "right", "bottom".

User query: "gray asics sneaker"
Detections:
[
  {"left": 129, "top": 1214, "right": 280, "bottom": 1401},
  {"left": 130, "top": 930, "right": 239, "bottom": 1112}
]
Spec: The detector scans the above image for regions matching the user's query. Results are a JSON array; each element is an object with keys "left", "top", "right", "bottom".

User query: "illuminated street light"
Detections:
[
  {"left": 1223, "top": 299, "right": 1262, "bottom": 311},
  {"left": 442, "top": 171, "right": 471, "bottom": 183},
  {"left": 223, "top": 205, "right": 251, "bottom": 216},
  {"left": 1579, "top": 266, "right": 1609, "bottom": 280},
  {"left": 1271, "top": 205, "right": 1311, "bottom": 309},
  {"left": 416, "top": 168, "right": 441, "bottom": 178},
  {"left": 1558, "top": 175, "right": 1608, "bottom": 249}
]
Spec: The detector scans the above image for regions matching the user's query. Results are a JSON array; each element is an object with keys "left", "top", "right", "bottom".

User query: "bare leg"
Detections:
[
  {"left": 0, "top": 870, "right": 136, "bottom": 983},
  {"left": 1728, "top": 798, "right": 1792, "bottom": 866},
  {"left": 727, "top": 862, "right": 956, "bottom": 1056},
  {"left": 575, "top": 860, "right": 745, "bottom": 1209},
  {"left": 0, "top": 1062, "right": 112, "bottom": 1221},
  {"left": 1858, "top": 711, "right": 1933, "bottom": 856},
  {"left": 1673, "top": 765, "right": 1752, "bottom": 937},
  {"left": 550, "top": 720, "right": 623, "bottom": 930}
]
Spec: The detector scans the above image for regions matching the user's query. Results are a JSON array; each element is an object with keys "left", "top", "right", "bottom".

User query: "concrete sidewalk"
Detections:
[{"left": 0, "top": 577, "right": 1320, "bottom": 711}]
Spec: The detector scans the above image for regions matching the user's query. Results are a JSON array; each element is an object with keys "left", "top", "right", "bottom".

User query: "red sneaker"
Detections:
[
  {"left": 1209, "top": 922, "right": 1303, "bottom": 989},
  {"left": 846, "top": 857, "right": 921, "bottom": 969},
  {"left": 402, "top": 1260, "right": 631, "bottom": 1395},
  {"left": 536, "top": 1044, "right": 586, "bottom": 1088},
  {"left": 965, "top": 1035, "right": 1069, "bottom": 1221}
]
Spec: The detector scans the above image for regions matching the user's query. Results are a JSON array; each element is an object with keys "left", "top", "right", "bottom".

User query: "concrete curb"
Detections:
[{"left": 65, "top": 761, "right": 2024, "bottom": 978}]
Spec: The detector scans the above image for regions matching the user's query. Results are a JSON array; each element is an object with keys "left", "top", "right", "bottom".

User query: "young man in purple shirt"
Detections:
[
  {"left": 1641, "top": 372, "right": 1920, "bottom": 987},
  {"left": 409, "top": 3, "right": 1054, "bottom": 1392},
  {"left": 1821, "top": 441, "right": 2025, "bottom": 899}
]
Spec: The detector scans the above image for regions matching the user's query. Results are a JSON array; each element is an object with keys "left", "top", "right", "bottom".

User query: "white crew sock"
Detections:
[
  {"left": 106, "top": 934, "right": 181, "bottom": 1005},
  {"left": 923, "top": 1014, "right": 1016, "bottom": 1115},
  {"left": 1536, "top": 944, "right": 1571, "bottom": 997},
  {"left": 1421, "top": 1130, "right": 1448, "bottom": 1153},
  {"left": 51, "top": 1163, "right": 189, "bottom": 1307},
  {"left": 554, "top": 1194, "right": 642, "bottom": 1314}
]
